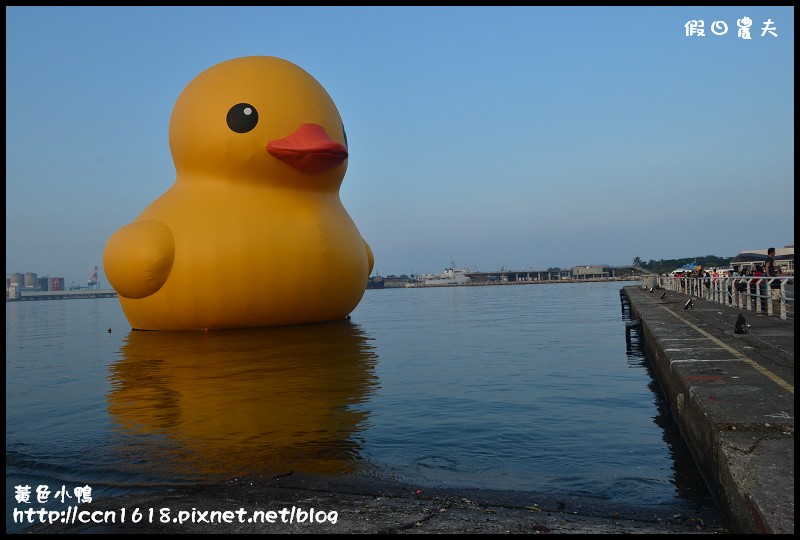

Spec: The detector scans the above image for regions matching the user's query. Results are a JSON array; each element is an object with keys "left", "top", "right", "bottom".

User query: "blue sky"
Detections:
[{"left": 6, "top": 6, "right": 794, "bottom": 286}]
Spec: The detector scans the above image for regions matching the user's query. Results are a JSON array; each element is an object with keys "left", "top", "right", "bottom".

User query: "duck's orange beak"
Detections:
[{"left": 266, "top": 123, "right": 348, "bottom": 173}]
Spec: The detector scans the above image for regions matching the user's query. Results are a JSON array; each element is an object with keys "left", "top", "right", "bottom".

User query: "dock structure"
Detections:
[
  {"left": 8, "top": 289, "right": 118, "bottom": 301},
  {"left": 623, "top": 284, "right": 793, "bottom": 534},
  {"left": 465, "top": 265, "right": 648, "bottom": 284}
]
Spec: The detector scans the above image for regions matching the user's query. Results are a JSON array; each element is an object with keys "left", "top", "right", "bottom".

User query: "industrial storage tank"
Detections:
[
  {"left": 9, "top": 273, "right": 23, "bottom": 286},
  {"left": 24, "top": 272, "right": 38, "bottom": 287}
]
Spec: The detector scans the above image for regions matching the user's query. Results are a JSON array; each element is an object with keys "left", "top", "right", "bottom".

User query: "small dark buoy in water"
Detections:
[
  {"left": 107, "top": 328, "right": 111, "bottom": 333},
  {"left": 684, "top": 299, "right": 693, "bottom": 310}
]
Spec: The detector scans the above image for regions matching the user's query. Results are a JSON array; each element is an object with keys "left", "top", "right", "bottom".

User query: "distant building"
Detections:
[
  {"left": 7, "top": 285, "right": 21, "bottom": 300},
  {"left": 48, "top": 277, "right": 65, "bottom": 291},
  {"left": 571, "top": 265, "right": 613, "bottom": 279}
]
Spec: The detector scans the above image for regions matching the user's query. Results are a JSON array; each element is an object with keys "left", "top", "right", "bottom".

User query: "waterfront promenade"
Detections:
[{"left": 623, "top": 284, "right": 794, "bottom": 534}]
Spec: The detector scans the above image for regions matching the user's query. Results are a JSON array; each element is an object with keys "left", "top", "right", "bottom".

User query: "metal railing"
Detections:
[{"left": 658, "top": 276, "right": 794, "bottom": 321}]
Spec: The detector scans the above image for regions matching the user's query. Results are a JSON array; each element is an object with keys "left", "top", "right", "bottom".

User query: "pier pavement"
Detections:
[{"left": 623, "top": 284, "right": 794, "bottom": 534}]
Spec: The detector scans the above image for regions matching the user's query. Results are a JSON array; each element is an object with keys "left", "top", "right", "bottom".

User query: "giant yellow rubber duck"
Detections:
[{"left": 103, "top": 56, "right": 373, "bottom": 330}]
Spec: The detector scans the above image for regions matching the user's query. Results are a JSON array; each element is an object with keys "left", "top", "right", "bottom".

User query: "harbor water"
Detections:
[{"left": 6, "top": 281, "right": 716, "bottom": 533}]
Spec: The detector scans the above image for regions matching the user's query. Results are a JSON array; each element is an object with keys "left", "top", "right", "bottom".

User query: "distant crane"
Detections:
[{"left": 87, "top": 265, "right": 99, "bottom": 290}]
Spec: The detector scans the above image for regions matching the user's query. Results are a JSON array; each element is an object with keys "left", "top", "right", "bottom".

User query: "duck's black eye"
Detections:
[{"left": 227, "top": 103, "right": 258, "bottom": 133}]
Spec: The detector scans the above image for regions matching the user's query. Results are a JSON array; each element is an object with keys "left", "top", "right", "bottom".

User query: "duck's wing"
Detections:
[
  {"left": 103, "top": 219, "right": 175, "bottom": 299},
  {"left": 364, "top": 238, "right": 374, "bottom": 276}
]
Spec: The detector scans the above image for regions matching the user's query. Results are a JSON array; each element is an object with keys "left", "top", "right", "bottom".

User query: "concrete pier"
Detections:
[{"left": 622, "top": 284, "right": 794, "bottom": 534}]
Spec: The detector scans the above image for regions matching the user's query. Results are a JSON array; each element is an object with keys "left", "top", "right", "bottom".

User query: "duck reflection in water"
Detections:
[{"left": 107, "top": 319, "right": 379, "bottom": 482}]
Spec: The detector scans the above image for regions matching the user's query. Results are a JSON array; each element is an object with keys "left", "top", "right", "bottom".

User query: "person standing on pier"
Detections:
[{"left": 764, "top": 247, "right": 781, "bottom": 301}]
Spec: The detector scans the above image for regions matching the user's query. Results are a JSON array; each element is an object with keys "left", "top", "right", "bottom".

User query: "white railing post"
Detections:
[
  {"left": 779, "top": 281, "right": 787, "bottom": 320},
  {"left": 746, "top": 279, "right": 753, "bottom": 311},
  {"left": 755, "top": 278, "right": 763, "bottom": 314},
  {"left": 766, "top": 278, "right": 774, "bottom": 317}
]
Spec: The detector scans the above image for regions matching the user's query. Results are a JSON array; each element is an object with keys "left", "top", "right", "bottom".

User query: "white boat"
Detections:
[
  {"left": 420, "top": 260, "right": 473, "bottom": 286},
  {"left": 669, "top": 262, "right": 698, "bottom": 277}
]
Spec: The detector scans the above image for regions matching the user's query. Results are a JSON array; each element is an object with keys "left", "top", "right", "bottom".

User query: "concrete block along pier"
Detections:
[{"left": 622, "top": 284, "right": 794, "bottom": 534}]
